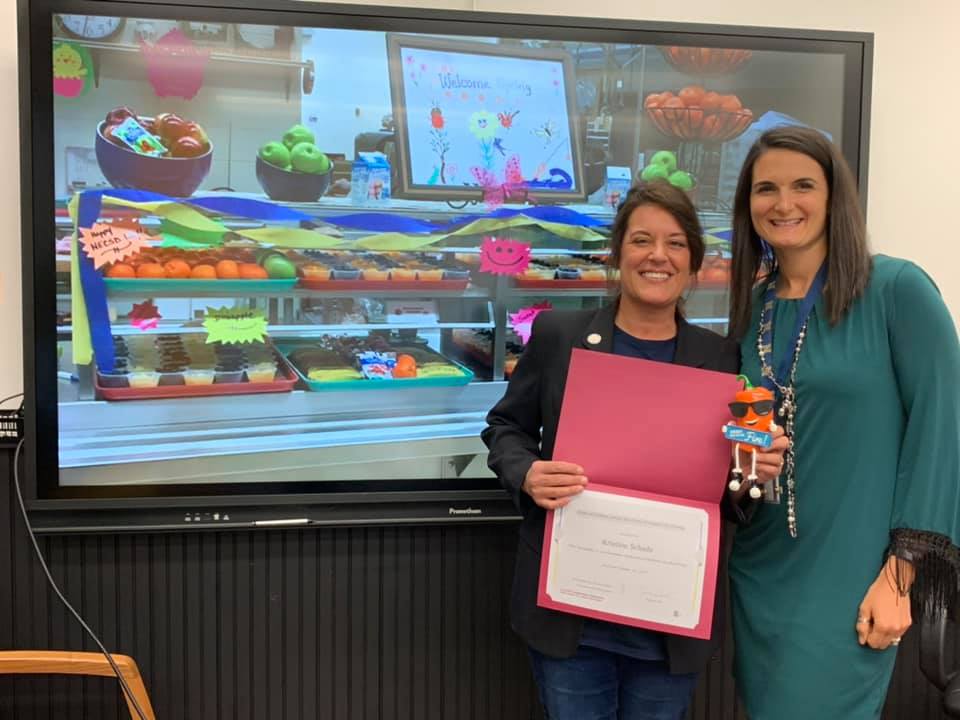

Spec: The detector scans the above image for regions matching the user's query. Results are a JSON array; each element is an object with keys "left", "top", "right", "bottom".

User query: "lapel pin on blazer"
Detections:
[{"left": 586, "top": 333, "right": 602, "bottom": 345}]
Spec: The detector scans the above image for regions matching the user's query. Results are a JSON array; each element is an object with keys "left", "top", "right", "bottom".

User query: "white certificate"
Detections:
[{"left": 541, "top": 487, "right": 710, "bottom": 631}]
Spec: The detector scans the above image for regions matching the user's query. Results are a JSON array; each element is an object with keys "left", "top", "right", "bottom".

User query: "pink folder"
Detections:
[{"left": 537, "top": 348, "right": 740, "bottom": 639}]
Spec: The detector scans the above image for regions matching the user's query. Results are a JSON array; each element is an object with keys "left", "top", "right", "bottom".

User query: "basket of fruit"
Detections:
[
  {"left": 660, "top": 47, "right": 752, "bottom": 76},
  {"left": 644, "top": 86, "right": 753, "bottom": 143},
  {"left": 256, "top": 124, "right": 332, "bottom": 202},
  {"left": 95, "top": 107, "right": 212, "bottom": 197}
]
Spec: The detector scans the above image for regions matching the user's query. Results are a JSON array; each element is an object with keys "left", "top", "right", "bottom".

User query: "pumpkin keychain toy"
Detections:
[{"left": 723, "top": 375, "right": 777, "bottom": 500}]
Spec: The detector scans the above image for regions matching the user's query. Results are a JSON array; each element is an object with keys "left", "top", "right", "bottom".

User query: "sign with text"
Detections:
[
  {"left": 203, "top": 307, "right": 268, "bottom": 345},
  {"left": 79, "top": 223, "right": 150, "bottom": 269},
  {"left": 392, "top": 37, "right": 579, "bottom": 195}
]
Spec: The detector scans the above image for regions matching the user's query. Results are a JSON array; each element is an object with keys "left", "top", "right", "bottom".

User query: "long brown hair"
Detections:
[
  {"left": 608, "top": 181, "right": 705, "bottom": 313},
  {"left": 726, "top": 126, "right": 872, "bottom": 340}
]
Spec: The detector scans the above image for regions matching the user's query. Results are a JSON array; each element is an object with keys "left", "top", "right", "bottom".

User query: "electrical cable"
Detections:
[{"left": 10, "top": 438, "right": 149, "bottom": 720}]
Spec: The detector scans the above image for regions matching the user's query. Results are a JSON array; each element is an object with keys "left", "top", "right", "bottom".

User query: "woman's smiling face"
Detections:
[
  {"left": 750, "top": 148, "right": 829, "bottom": 256},
  {"left": 617, "top": 204, "right": 692, "bottom": 313}
]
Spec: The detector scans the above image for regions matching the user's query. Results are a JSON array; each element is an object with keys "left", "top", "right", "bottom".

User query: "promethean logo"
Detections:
[{"left": 449, "top": 507, "right": 482, "bottom": 515}]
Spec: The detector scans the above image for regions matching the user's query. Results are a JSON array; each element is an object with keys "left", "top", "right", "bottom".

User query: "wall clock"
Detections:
[{"left": 55, "top": 14, "right": 125, "bottom": 41}]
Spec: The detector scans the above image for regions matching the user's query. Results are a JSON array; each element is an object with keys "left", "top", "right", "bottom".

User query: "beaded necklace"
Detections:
[{"left": 755, "top": 264, "right": 826, "bottom": 538}]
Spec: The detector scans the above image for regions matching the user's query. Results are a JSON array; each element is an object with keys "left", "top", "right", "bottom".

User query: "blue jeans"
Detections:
[{"left": 528, "top": 645, "right": 698, "bottom": 720}]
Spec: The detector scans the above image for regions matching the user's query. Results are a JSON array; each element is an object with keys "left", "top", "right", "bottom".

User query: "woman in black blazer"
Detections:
[{"left": 482, "top": 182, "right": 786, "bottom": 720}]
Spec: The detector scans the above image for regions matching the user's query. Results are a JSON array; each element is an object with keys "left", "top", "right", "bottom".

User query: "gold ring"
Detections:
[
  {"left": 856, "top": 617, "right": 869, "bottom": 624},
  {"left": 891, "top": 637, "right": 901, "bottom": 646}
]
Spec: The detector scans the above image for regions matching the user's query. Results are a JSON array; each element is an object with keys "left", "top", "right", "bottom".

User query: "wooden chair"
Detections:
[{"left": 0, "top": 650, "right": 156, "bottom": 719}]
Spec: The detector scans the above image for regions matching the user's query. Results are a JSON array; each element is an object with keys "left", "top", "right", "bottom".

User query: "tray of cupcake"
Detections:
[
  {"left": 297, "top": 252, "right": 472, "bottom": 291},
  {"left": 514, "top": 255, "right": 610, "bottom": 288},
  {"left": 94, "top": 333, "right": 298, "bottom": 400}
]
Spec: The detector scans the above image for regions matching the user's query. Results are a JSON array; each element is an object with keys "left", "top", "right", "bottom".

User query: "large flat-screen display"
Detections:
[{"left": 19, "top": 0, "right": 872, "bottom": 531}]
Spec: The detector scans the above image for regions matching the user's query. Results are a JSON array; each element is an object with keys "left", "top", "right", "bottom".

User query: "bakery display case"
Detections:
[{"left": 23, "top": 0, "right": 871, "bottom": 528}]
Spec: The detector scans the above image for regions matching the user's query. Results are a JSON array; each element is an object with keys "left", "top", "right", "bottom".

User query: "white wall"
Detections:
[{"left": 2, "top": 0, "right": 957, "bottom": 396}]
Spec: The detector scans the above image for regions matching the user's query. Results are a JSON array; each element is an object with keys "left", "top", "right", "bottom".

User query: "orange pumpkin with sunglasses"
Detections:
[
  {"left": 729, "top": 382, "right": 775, "bottom": 435},
  {"left": 726, "top": 376, "right": 777, "bottom": 500}
]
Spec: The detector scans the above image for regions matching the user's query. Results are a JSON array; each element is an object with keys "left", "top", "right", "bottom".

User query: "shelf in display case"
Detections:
[
  {"left": 299, "top": 278, "right": 470, "bottom": 292},
  {"left": 513, "top": 279, "right": 608, "bottom": 290},
  {"left": 104, "top": 278, "right": 298, "bottom": 294},
  {"left": 87, "top": 319, "right": 497, "bottom": 336},
  {"left": 271, "top": 318, "right": 495, "bottom": 333},
  {"left": 53, "top": 38, "right": 316, "bottom": 95},
  {"left": 506, "top": 286, "right": 612, "bottom": 298},
  {"left": 102, "top": 285, "right": 492, "bottom": 299}
]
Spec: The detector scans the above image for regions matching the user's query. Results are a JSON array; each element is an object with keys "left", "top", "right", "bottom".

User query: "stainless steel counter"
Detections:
[{"left": 58, "top": 382, "right": 507, "bottom": 486}]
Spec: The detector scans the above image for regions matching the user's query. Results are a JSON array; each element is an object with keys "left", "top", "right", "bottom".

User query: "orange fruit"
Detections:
[
  {"left": 106, "top": 263, "right": 136, "bottom": 278},
  {"left": 238, "top": 263, "right": 268, "bottom": 279},
  {"left": 163, "top": 259, "right": 192, "bottom": 279},
  {"left": 215, "top": 259, "right": 240, "bottom": 279},
  {"left": 191, "top": 264, "right": 217, "bottom": 279},
  {"left": 662, "top": 97, "right": 686, "bottom": 122},
  {"left": 701, "top": 91, "right": 722, "bottom": 110},
  {"left": 394, "top": 354, "right": 417, "bottom": 378},
  {"left": 678, "top": 85, "right": 705, "bottom": 107},
  {"left": 719, "top": 95, "right": 742, "bottom": 112},
  {"left": 136, "top": 263, "right": 166, "bottom": 279}
]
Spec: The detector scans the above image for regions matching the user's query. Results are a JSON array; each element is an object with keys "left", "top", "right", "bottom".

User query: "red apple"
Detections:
[
  {"left": 102, "top": 123, "right": 125, "bottom": 147},
  {"left": 170, "top": 136, "right": 207, "bottom": 158},
  {"left": 155, "top": 113, "right": 190, "bottom": 143},
  {"left": 104, "top": 106, "right": 135, "bottom": 125},
  {"left": 183, "top": 121, "right": 209, "bottom": 149}
]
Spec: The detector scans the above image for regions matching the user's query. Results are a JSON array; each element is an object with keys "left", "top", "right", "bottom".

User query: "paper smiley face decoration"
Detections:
[
  {"left": 479, "top": 237, "right": 531, "bottom": 276},
  {"left": 728, "top": 383, "right": 776, "bottom": 434}
]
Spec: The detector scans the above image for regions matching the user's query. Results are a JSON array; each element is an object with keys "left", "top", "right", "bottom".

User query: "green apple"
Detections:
[
  {"left": 283, "top": 124, "right": 315, "bottom": 150},
  {"left": 640, "top": 163, "right": 670, "bottom": 181},
  {"left": 262, "top": 254, "right": 297, "bottom": 279},
  {"left": 668, "top": 170, "right": 695, "bottom": 191},
  {"left": 259, "top": 141, "right": 291, "bottom": 169},
  {"left": 289, "top": 142, "right": 331, "bottom": 174},
  {"left": 649, "top": 150, "right": 678, "bottom": 173}
]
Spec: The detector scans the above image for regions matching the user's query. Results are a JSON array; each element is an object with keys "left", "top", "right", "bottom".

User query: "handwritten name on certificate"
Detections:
[{"left": 545, "top": 489, "right": 708, "bottom": 629}]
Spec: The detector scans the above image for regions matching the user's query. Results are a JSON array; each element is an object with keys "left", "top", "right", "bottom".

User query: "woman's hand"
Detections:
[
  {"left": 730, "top": 427, "right": 789, "bottom": 500},
  {"left": 522, "top": 460, "right": 588, "bottom": 510},
  {"left": 740, "top": 426, "right": 789, "bottom": 484},
  {"left": 856, "top": 556, "right": 913, "bottom": 650}
]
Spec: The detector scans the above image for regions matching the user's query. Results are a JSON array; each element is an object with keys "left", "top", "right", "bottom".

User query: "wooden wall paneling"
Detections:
[
  {"left": 0, "top": 449, "right": 955, "bottom": 719},
  {"left": 316, "top": 527, "right": 337, "bottom": 720}
]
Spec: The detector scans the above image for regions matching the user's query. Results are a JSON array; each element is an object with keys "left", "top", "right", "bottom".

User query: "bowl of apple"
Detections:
[
  {"left": 95, "top": 107, "right": 213, "bottom": 198},
  {"left": 255, "top": 124, "right": 332, "bottom": 203}
]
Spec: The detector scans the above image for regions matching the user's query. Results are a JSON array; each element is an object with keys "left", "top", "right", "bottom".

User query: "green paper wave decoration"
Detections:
[
  {"left": 235, "top": 227, "right": 345, "bottom": 249},
  {"left": 354, "top": 233, "right": 446, "bottom": 251}
]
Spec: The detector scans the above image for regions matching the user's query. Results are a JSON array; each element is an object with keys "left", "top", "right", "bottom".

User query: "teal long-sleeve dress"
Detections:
[{"left": 730, "top": 255, "right": 960, "bottom": 719}]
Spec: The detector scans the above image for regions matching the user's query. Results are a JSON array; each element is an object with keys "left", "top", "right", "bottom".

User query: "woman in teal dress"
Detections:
[{"left": 725, "top": 126, "right": 960, "bottom": 719}]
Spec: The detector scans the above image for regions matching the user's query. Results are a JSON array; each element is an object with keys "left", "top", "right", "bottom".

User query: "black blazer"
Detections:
[{"left": 482, "top": 303, "right": 741, "bottom": 674}]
